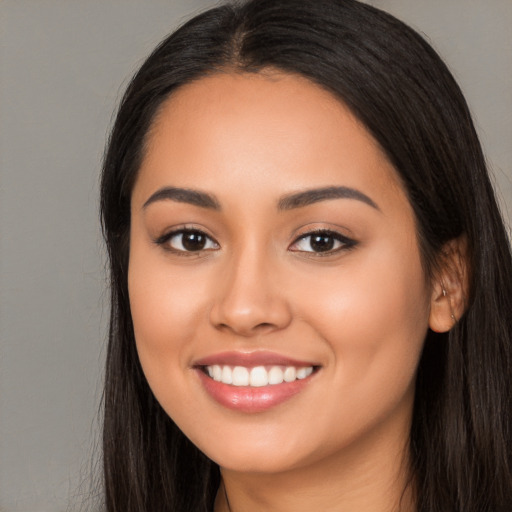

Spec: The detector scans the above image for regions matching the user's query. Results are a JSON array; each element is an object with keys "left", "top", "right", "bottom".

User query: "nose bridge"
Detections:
[{"left": 210, "top": 238, "right": 291, "bottom": 336}]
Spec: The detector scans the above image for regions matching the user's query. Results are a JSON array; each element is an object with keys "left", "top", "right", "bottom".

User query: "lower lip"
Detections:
[{"left": 196, "top": 369, "right": 315, "bottom": 413}]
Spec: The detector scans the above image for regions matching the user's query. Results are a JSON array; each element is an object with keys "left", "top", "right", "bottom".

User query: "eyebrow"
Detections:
[
  {"left": 278, "top": 186, "right": 380, "bottom": 211},
  {"left": 142, "top": 185, "right": 379, "bottom": 212},
  {"left": 143, "top": 187, "right": 221, "bottom": 210}
]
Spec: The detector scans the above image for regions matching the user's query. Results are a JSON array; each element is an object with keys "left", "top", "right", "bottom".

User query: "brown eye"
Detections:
[
  {"left": 309, "top": 234, "right": 335, "bottom": 252},
  {"left": 289, "top": 230, "right": 357, "bottom": 254},
  {"left": 181, "top": 231, "right": 207, "bottom": 251},
  {"left": 160, "top": 229, "right": 219, "bottom": 252}
]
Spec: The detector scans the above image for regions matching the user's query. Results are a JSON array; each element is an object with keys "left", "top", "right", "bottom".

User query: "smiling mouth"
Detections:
[
  {"left": 195, "top": 362, "right": 319, "bottom": 413},
  {"left": 202, "top": 364, "right": 316, "bottom": 387},
  {"left": 193, "top": 351, "right": 320, "bottom": 412}
]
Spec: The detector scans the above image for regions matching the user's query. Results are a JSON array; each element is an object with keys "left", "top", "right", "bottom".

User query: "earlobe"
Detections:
[
  {"left": 428, "top": 237, "right": 469, "bottom": 333},
  {"left": 429, "top": 282, "right": 458, "bottom": 333}
]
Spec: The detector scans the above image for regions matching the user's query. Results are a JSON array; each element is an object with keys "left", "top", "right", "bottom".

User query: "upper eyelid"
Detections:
[
  {"left": 289, "top": 228, "right": 358, "bottom": 252},
  {"left": 291, "top": 227, "right": 355, "bottom": 243},
  {"left": 172, "top": 224, "right": 214, "bottom": 235},
  {"left": 154, "top": 226, "right": 218, "bottom": 244}
]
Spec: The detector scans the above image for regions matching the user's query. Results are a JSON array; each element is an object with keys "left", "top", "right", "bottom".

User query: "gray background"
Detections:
[{"left": 1, "top": 1, "right": 510, "bottom": 511}]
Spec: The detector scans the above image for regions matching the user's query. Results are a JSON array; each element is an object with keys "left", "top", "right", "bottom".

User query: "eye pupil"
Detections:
[
  {"left": 310, "top": 234, "right": 335, "bottom": 252},
  {"left": 182, "top": 231, "right": 206, "bottom": 251}
]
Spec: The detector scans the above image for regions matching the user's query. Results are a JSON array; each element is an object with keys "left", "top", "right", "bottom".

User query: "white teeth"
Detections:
[
  {"left": 212, "top": 365, "right": 222, "bottom": 382},
  {"left": 221, "top": 365, "right": 232, "bottom": 385},
  {"left": 296, "top": 367, "right": 308, "bottom": 379},
  {"left": 205, "top": 364, "right": 314, "bottom": 386},
  {"left": 249, "top": 366, "right": 268, "bottom": 387},
  {"left": 232, "top": 366, "right": 249, "bottom": 386},
  {"left": 296, "top": 367, "right": 313, "bottom": 379},
  {"left": 283, "top": 366, "right": 296, "bottom": 382},
  {"left": 268, "top": 366, "right": 284, "bottom": 385}
]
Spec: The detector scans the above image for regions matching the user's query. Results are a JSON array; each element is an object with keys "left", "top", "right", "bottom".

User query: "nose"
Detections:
[{"left": 209, "top": 247, "right": 292, "bottom": 337}]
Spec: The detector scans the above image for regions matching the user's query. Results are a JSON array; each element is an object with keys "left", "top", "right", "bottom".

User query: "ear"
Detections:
[{"left": 429, "top": 236, "right": 469, "bottom": 333}]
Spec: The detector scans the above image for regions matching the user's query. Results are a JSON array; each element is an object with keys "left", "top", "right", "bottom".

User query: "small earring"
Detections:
[{"left": 442, "top": 285, "right": 457, "bottom": 323}]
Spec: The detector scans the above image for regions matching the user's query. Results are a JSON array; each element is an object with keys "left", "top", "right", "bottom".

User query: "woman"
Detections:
[{"left": 100, "top": 0, "right": 512, "bottom": 510}]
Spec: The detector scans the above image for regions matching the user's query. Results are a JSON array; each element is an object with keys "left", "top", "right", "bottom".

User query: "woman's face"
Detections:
[{"left": 128, "top": 72, "right": 432, "bottom": 474}]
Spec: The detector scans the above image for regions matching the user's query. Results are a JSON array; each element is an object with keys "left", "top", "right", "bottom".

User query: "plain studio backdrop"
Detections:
[{"left": 0, "top": 1, "right": 510, "bottom": 511}]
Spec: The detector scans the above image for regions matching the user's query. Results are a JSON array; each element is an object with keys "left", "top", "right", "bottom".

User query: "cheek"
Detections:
[
  {"left": 129, "top": 269, "right": 203, "bottom": 346},
  {"left": 296, "top": 239, "right": 430, "bottom": 399},
  {"left": 127, "top": 241, "right": 211, "bottom": 388}
]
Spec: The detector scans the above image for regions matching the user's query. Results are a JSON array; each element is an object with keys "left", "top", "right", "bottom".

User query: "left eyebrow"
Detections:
[{"left": 278, "top": 186, "right": 380, "bottom": 211}]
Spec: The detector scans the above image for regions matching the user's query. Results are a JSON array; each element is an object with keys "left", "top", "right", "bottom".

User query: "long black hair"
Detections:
[{"left": 100, "top": 1, "right": 512, "bottom": 510}]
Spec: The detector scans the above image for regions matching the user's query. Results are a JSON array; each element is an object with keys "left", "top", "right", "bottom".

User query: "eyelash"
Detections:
[
  {"left": 289, "top": 229, "right": 358, "bottom": 255},
  {"left": 154, "top": 228, "right": 357, "bottom": 256},
  {"left": 154, "top": 228, "right": 219, "bottom": 255}
]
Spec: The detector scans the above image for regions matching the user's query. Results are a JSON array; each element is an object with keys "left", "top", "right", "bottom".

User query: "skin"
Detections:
[{"left": 128, "top": 71, "right": 455, "bottom": 511}]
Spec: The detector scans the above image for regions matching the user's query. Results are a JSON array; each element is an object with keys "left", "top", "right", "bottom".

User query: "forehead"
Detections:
[{"left": 135, "top": 71, "right": 406, "bottom": 210}]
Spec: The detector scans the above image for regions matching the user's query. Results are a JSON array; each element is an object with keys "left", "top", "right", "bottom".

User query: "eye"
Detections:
[
  {"left": 156, "top": 229, "right": 219, "bottom": 253},
  {"left": 289, "top": 230, "right": 357, "bottom": 254}
]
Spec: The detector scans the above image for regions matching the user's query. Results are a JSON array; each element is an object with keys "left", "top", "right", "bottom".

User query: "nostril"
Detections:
[
  {"left": 215, "top": 321, "right": 279, "bottom": 336},
  {"left": 254, "top": 322, "right": 279, "bottom": 333},
  {"left": 256, "top": 322, "right": 274, "bottom": 330}
]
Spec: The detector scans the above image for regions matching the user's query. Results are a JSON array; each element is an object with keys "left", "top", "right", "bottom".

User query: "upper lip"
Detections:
[{"left": 193, "top": 350, "right": 318, "bottom": 368}]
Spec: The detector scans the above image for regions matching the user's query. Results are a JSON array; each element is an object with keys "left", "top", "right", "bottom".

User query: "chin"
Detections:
[
  {"left": 211, "top": 449, "right": 304, "bottom": 474},
  {"left": 190, "top": 427, "right": 311, "bottom": 474}
]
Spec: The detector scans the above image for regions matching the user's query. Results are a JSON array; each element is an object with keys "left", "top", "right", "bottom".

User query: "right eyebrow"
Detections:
[{"left": 142, "top": 186, "right": 221, "bottom": 211}]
